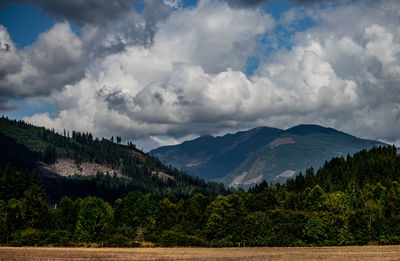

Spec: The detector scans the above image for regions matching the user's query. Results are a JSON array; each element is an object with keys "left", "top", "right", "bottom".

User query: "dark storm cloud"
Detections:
[
  {"left": 143, "top": 0, "right": 171, "bottom": 45},
  {"left": 1, "top": 0, "right": 132, "bottom": 25},
  {"left": 226, "top": 0, "right": 338, "bottom": 8},
  {"left": 226, "top": 0, "right": 268, "bottom": 8},
  {"left": 82, "top": 0, "right": 172, "bottom": 67},
  {"left": 1, "top": 0, "right": 172, "bottom": 39},
  {"left": 99, "top": 88, "right": 132, "bottom": 114},
  {"left": 290, "top": 0, "right": 334, "bottom": 4}
]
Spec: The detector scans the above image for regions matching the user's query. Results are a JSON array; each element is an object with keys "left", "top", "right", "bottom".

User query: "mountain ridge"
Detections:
[
  {"left": 0, "top": 117, "right": 229, "bottom": 203},
  {"left": 151, "top": 124, "right": 385, "bottom": 188},
  {"left": 152, "top": 126, "right": 283, "bottom": 180}
]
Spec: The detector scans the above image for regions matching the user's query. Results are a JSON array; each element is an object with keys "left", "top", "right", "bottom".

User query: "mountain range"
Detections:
[{"left": 151, "top": 124, "right": 385, "bottom": 188}]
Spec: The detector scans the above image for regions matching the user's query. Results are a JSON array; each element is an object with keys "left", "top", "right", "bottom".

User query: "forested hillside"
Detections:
[
  {"left": 152, "top": 125, "right": 383, "bottom": 188},
  {"left": 1, "top": 145, "right": 400, "bottom": 247},
  {"left": 0, "top": 117, "right": 229, "bottom": 203},
  {"left": 152, "top": 127, "right": 283, "bottom": 180}
]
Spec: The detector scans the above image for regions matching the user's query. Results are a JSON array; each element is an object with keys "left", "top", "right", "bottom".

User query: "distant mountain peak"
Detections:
[{"left": 285, "top": 124, "right": 347, "bottom": 136}]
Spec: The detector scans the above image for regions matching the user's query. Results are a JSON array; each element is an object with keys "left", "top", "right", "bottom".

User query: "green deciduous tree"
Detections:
[
  {"left": 4, "top": 198, "right": 25, "bottom": 244},
  {"left": 242, "top": 211, "right": 272, "bottom": 246},
  {"left": 205, "top": 193, "right": 247, "bottom": 245},
  {"left": 113, "top": 191, "right": 158, "bottom": 237},
  {"left": 54, "top": 196, "right": 81, "bottom": 232},
  {"left": 303, "top": 215, "right": 327, "bottom": 245},
  {"left": 320, "top": 192, "right": 354, "bottom": 245},
  {"left": 75, "top": 197, "right": 113, "bottom": 242}
]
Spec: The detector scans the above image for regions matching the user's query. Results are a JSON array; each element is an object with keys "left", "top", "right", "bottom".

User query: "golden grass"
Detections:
[{"left": 1, "top": 245, "right": 400, "bottom": 261}]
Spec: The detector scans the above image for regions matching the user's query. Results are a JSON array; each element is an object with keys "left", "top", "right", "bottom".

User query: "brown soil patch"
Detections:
[{"left": 269, "top": 137, "right": 295, "bottom": 148}]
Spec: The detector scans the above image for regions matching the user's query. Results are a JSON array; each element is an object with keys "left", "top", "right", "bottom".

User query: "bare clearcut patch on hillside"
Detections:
[
  {"left": 185, "top": 154, "right": 213, "bottom": 167},
  {"left": 229, "top": 171, "right": 248, "bottom": 187},
  {"left": 151, "top": 171, "right": 174, "bottom": 182},
  {"left": 39, "top": 158, "right": 122, "bottom": 177},
  {"left": 229, "top": 158, "right": 268, "bottom": 188},
  {"left": 269, "top": 137, "right": 295, "bottom": 148},
  {"left": 1, "top": 246, "right": 400, "bottom": 261},
  {"left": 247, "top": 157, "right": 268, "bottom": 177},
  {"left": 186, "top": 160, "right": 204, "bottom": 167},
  {"left": 276, "top": 170, "right": 296, "bottom": 179},
  {"left": 243, "top": 174, "right": 263, "bottom": 185}
]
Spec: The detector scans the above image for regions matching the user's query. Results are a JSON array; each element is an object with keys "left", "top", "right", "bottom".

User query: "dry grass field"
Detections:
[{"left": 0, "top": 246, "right": 400, "bottom": 261}]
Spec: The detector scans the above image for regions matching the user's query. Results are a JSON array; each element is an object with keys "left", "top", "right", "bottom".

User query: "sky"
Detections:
[{"left": 0, "top": 0, "right": 399, "bottom": 151}]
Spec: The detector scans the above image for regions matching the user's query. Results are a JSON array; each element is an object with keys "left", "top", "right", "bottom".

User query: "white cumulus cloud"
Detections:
[
  {"left": 0, "top": 22, "right": 84, "bottom": 100},
  {"left": 17, "top": 0, "right": 400, "bottom": 150}
]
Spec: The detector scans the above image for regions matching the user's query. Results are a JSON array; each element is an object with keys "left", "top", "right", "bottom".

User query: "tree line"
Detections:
[{"left": 1, "top": 145, "right": 400, "bottom": 247}]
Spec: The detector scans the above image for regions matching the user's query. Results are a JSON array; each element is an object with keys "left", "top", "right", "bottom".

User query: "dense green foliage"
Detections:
[
  {"left": 0, "top": 117, "right": 229, "bottom": 203},
  {"left": 1, "top": 145, "right": 400, "bottom": 247}
]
